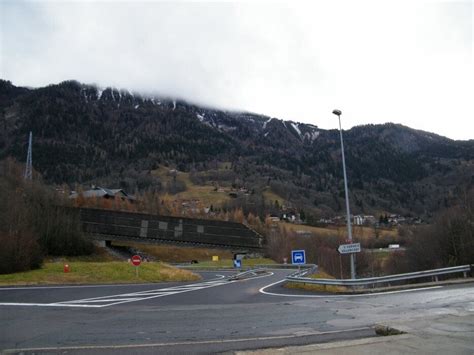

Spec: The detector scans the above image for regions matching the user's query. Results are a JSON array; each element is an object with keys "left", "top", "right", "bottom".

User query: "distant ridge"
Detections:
[{"left": 1, "top": 79, "right": 473, "bottom": 218}]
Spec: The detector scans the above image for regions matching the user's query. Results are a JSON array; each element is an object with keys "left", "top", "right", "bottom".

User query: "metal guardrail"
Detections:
[{"left": 286, "top": 264, "right": 473, "bottom": 287}]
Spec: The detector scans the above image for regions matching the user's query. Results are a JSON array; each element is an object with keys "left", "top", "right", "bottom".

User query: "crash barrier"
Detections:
[
  {"left": 286, "top": 264, "right": 473, "bottom": 288},
  {"left": 76, "top": 207, "right": 264, "bottom": 250}
]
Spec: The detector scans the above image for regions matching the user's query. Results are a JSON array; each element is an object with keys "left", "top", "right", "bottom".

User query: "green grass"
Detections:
[
  {"left": 0, "top": 261, "right": 200, "bottom": 286},
  {"left": 175, "top": 185, "right": 231, "bottom": 206},
  {"left": 285, "top": 269, "right": 348, "bottom": 293},
  {"left": 151, "top": 165, "right": 231, "bottom": 206},
  {"left": 262, "top": 188, "right": 285, "bottom": 206}
]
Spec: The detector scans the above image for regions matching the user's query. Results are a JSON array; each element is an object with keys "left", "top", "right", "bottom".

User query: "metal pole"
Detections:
[
  {"left": 336, "top": 113, "right": 356, "bottom": 279},
  {"left": 339, "top": 253, "right": 343, "bottom": 279}
]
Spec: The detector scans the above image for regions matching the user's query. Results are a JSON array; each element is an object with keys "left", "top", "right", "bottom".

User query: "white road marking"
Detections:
[
  {"left": 259, "top": 279, "right": 443, "bottom": 298},
  {"left": 0, "top": 302, "right": 103, "bottom": 308},
  {"left": 0, "top": 283, "right": 166, "bottom": 291},
  {"left": 0, "top": 274, "right": 227, "bottom": 291},
  {"left": 0, "top": 279, "right": 234, "bottom": 308},
  {"left": 2, "top": 326, "right": 372, "bottom": 353}
]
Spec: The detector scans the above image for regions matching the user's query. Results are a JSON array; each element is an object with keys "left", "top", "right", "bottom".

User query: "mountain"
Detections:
[{"left": 1, "top": 79, "right": 473, "bottom": 219}]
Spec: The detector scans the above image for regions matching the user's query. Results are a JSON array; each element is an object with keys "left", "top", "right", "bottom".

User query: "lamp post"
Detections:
[{"left": 332, "top": 109, "right": 356, "bottom": 279}]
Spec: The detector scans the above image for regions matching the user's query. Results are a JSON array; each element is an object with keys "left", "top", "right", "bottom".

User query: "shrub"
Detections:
[{"left": 0, "top": 159, "right": 93, "bottom": 273}]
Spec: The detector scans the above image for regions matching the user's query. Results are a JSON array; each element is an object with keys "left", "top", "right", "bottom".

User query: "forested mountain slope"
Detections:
[{"left": 1, "top": 79, "right": 473, "bottom": 218}]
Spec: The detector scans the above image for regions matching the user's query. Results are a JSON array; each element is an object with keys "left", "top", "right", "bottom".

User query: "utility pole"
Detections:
[
  {"left": 24, "top": 131, "right": 33, "bottom": 180},
  {"left": 332, "top": 110, "right": 356, "bottom": 279}
]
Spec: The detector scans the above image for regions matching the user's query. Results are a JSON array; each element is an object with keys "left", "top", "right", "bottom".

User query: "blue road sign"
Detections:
[
  {"left": 291, "top": 250, "right": 306, "bottom": 265},
  {"left": 233, "top": 259, "right": 242, "bottom": 268}
]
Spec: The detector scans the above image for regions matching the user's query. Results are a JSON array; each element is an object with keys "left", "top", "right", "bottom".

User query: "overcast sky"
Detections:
[{"left": 1, "top": 0, "right": 472, "bottom": 140}]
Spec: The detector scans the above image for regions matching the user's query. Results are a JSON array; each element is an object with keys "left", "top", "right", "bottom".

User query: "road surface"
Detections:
[{"left": 1, "top": 269, "right": 473, "bottom": 353}]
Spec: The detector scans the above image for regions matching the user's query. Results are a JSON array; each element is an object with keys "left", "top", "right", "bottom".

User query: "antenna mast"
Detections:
[{"left": 24, "top": 131, "right": 33, "bottom": 180}]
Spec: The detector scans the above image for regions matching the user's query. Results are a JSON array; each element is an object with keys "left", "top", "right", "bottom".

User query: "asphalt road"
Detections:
[{"left": 1, "top": 269, "right": 473, "bottom": 354}]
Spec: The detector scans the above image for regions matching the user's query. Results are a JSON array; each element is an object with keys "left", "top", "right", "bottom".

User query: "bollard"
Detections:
[{"left": 64, "top": 264, "right": 70, "bottom": 273}]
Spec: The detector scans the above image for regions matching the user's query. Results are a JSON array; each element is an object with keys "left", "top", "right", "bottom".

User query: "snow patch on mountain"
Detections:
[
  {"left": 81, "top": 88, "right": 88, "bottom": 103},
  {"left": 291, "top": 122, "right": 301, "bottom": 137},
  {"left": 303, "top": 130, "right": 320, "bottom": 142},
  {"left": 262, "top": 118, "right": 273, "bottom": 130},
  {"left": 218, "top": 124, "right": 237, "bottom": 132}
]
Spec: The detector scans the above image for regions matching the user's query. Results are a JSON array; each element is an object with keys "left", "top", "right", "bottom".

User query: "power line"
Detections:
[{"left": 24, "top": 131, "right": 32, "bottom": 180}]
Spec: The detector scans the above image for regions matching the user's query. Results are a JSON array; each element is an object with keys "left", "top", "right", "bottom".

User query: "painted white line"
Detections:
[
  {"left": 0, "top": 283, "right": 165, "bottom": 291},
  {"left": 59, "top": 280, "right": 227, "bottom": 302},
  {"left": 259, "top": 280, "right": 443, "bottom": 298},
  {"left": 2, "top": 326, "right": 372, "bottom": 353},
  {"left": 0, "top": 302, "right": 104, "bottom": 308},
  {"left": 0, "top": 274, "right": 227, "bottom": 291},
  {"left": 100, "top": 281, "right": 235, "bottom": 307},
  {"left": 241, "top": 271, "right": 274, "bottom": 281},
  {"left": 124, "top": 292, "right": 177, "bottom": 296},
  {"left": 63, "top": 297, "right": 145, "bottom": 304},
  {"left": 0, "top": 279, "right": 236, "bottom": 308},
  {"left": 0, "top": 271, "right": 271, "bottom": 309}
]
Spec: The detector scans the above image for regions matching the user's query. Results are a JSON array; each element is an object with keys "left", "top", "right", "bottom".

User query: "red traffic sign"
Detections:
[{"left": 131, "top": 255, "right": 142, "bottom": 266}]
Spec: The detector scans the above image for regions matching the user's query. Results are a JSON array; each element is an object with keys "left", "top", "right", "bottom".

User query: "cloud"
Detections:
[{"left": 1, "top": 0, "right": 472, "bottom": 139}]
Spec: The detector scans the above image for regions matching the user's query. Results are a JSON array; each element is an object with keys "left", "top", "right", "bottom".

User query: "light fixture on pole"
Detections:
[{"left": 332, "top": 109, "right": 356, "bottom": 279}]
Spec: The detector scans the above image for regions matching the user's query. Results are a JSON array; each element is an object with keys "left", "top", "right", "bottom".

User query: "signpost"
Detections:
[
  {"left": 338, "top": 243, "right": 361, "bottom": 254},
  {"left": 233, "top": 259, "right": 242, "bottom": 268},
  {"left": 291, "top": 250, "right": 306, "bottom": 265},
  {"left": 131, "top": 255, "right": 142, "bottom": 277}
]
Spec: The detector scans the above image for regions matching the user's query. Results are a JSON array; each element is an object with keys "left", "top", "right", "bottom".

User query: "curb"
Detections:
[
  {"left": 285, "top": 277, "right": 474, "bottom": 295},
  {"left": 235, "top": 334, "right": 414, "bottom": 354}
]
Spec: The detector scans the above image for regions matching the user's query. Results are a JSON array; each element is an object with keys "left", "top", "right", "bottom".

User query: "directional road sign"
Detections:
[
  {"left": 131, "top": 255, "right": 142, "bottom": 266},
  {"left": 291, "top": 250, "right": 306, "bottom": 265},
  {"left": 338, "top": 243, "right": 361, "bottom": 254}
]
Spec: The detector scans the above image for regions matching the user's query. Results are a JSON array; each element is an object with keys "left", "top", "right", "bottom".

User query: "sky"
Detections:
[{"left": 1, "top": 0, "right": 472, "bottom": 140}]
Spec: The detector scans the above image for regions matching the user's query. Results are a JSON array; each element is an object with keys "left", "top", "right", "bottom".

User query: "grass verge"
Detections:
[
  {"left": 0, "top": 261, "right": 200, "bottom": 286},
  {"left": 284, "top": 269, "right": 348, "bottom": 293},
  {"left": 112, "top": 242, "right": 234, "bottom": 263}
]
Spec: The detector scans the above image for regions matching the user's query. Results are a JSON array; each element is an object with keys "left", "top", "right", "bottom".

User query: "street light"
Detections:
[{"left": 333, "top": 109, "right": 356, "bottom": 279}]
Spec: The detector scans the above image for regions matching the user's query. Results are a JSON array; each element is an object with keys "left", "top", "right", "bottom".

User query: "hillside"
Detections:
[{"left": 1, "top": 79, "right": 473, "bottom": 219}]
